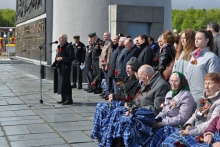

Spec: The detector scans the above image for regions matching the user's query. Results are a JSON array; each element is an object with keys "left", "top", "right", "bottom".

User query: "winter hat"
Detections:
[{"left": 126, "top": 57, "right": 139, "bottom": 66}]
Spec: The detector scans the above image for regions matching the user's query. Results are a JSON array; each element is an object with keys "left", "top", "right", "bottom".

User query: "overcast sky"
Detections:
[{"left": 0, "top": 0, "right": 219, "bottom": 10}]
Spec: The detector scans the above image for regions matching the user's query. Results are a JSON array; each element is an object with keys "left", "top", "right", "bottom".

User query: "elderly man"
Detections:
[
  {"left": 122, "top": 38, "right": 140, "bottom": 78},
  {"left": 53, "top": 34, "right": 75, "bottom": 105},
  {"left": 131, "top": 65, "right": 170, "bottom": 115},
  {"left": 111, "top": 35, "right": 120, "bottom": 51}
]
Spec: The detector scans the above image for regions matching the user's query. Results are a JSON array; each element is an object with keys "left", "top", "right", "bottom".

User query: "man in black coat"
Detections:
[
  {"left": 137, "top": 34, "right": 154, "bottom": 66},
  {"left": 53, "top": 34, "right": 75, "bottom": 105},
  {"left": 71, "top": 35, "right": 86, "bottom": 89}
]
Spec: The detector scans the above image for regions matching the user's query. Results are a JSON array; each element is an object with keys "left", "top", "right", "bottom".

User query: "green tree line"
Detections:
[
  {"left": 0, "top": 9, "right": 16, "bottom": 27},
  {"left": 172, "top": 7, "right": 220, "bottom": 33}
]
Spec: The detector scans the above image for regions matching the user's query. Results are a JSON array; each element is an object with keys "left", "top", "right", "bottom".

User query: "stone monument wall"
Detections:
[
  {"left": 16, "top": 0, "right": 47, "bottom": 61},
  {"left": 15, "top": 18, "right": 46, "bottom": 61}
]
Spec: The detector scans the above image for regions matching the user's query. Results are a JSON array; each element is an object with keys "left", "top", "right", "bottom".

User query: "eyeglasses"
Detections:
[{"left": 204, "top": 82, "right": 215, "bottom": 86}]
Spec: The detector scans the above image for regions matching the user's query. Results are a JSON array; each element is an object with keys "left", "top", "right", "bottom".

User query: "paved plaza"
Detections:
[{"left": 0, "top": 62, "right": 101, "bottom": 147}]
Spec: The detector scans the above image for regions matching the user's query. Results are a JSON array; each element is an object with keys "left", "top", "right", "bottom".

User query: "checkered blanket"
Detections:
[
  {"left": 145, "top": 126, "right": 176, "bottom": 147},
  {"left": 160, "top": 130, "right": 220, "bottom": 147},
  {"left": 98, "top": 108, "right": 154, "bottom": 147},
  {"left": 91, "top": 100, "right": 124, "bottom": 139}
]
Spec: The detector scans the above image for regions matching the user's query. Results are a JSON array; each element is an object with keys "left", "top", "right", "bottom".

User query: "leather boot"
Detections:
[
  {"left": 62, "top": 94, "right": 73, "bottom": 105},
  {"left": 57, "top": 95, "right": 66, "bottom": 104}
]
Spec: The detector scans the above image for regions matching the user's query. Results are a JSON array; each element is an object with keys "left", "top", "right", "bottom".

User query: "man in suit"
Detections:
[
  {"left": 71, "top": 35, "right": 86, "bottom": 89},
  {"left": 53, "top": 34, "right": 75, "bottom": 105}
]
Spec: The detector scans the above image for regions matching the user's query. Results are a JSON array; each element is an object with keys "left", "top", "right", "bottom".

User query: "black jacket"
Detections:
[
  {"left": 137, "top": 43, "right": 154, "bottom": 66},
  {"left": 113, "top": 75, "right": 139, "bottom": 100},
  {"left": 158, "top": 43, "right": 176, "bottom": 72},
  {"left": 72, "top": 41, "right": 86, "bottom": 63},
  {"left": 92, "top": 38, "right": 104, "bottom": 59},
  {"left": 85, "top": 45, "right": 93, "bottom": 71}
]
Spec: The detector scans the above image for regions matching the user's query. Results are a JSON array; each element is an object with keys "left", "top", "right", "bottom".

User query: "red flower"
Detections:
[
  {"left": 153, "top": 57, "right": 158, "bottom": 61},
  {"left": 126, "top": 96, "right": 133, "bottom": 101},
  {"left": 91, "top": 82, "right": 96, "bottom": 86},
  {"left": 196, "top": 135, "right": 204, "bottom": 143},
  {"left": 58, "top": 48, "right": 62, "bottom": 52},
  {"left": 107, "top": 65, "right": 110, "bottom": 70},
  {"left": 114, "top": 70, "right": 118, "bottom": 76},
  {"left": 101, "top": 59, "right": 105, "bottom": 63},
  {"left": 174, "top": 141, "right": 181, "bottom": 146},
  {"left": 174, "top": 141, "right": 185, "bottom": 147},
  {"left": 116, "top": 82, "right": 120, "bottom": 87}
]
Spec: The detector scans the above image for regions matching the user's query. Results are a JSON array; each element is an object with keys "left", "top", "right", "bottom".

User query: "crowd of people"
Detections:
[{"left": 52, "top": 21, "right": 220, "bottom": 147}]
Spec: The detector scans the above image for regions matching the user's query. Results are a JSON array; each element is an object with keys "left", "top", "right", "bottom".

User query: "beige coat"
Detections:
[
  {"left": 184, "top": 90, "right": 220, "bottom": 136},
  {"left": 99, "top": 40, "right": 113, "bottom": 68}
]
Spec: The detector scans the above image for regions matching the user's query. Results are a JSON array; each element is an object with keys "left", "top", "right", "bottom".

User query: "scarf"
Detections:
[{"left": 171, "top": 71, "right": 190, "bottom": 98}]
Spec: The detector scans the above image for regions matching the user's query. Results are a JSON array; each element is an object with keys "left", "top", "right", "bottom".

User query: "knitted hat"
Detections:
[
  {"left": 126, "top": 57, "right": 139, "bottom": 66},
  {"left": 131, "top": 62, "right": 144, "bottom": 72}
]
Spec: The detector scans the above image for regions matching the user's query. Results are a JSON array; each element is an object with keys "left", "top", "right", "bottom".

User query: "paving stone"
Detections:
[
  {"left": 34, "top": 108, "right": 75, "bottom": 115},
  {"left": 60, "top": 131, "right": 92, "bottom": 143},
  {"left": 27, "top": 124, "right": 54, "bottom": 133},
  {"left": 14, "top": 110, "right": 36, "bottom": 116},
  {"left": 60, "top": 114, "right": 87, "bottom": 121},
  {"left": 45, "top": 145, "right": 71, "bottom": 147},
  {"left": 4, "top": 125, "right": 30, "bottom": 136},
  {"left": 0, "top": 111, "right": 17, "bottom": 118},
  {"left": 0, "top": 130, "right": 4, "bottom": 137},
  {"left": 40, "top": 114, "right": 68, "bottom": 123},
  {"left": 8, "top": 133, "right": 60, "bottom": 141},
  {"left": 73, "top": 142, "right": 97, "bottom": 147},
  {"left": 0, "top": 105, "right": 29, "bottom": 111},
  {"left": 0, "top": 137, "right": 9, "bottom": 146},
  {"left": 0, "top": 101, "right": 8, "bottom": 105},
  {"left": 80, "top": 112, "right": 94, "bottom": 117},
  {"left": 1, "top": 119, "right": 44, "bottom": 126},
  {"left": 0, "top": 116, "right": 40, "bottom": 122},
  {"left": 10, "top": 138, "right": 66, "bottom": 147}
]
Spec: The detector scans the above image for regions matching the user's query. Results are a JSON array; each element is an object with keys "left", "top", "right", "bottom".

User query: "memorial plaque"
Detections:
[
  {"left": 15, "top": 18, "right": 46, "bottom": 61},
  {"left": 16, "top": 0, "right": 46, "bottom": 24}
]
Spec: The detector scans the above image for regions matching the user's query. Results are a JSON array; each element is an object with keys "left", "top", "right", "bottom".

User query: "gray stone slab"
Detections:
[
  {"left": 0, "top": 137, "right": 9, "bottom": 147},
  {"left": 45, "top": 145, "right": 71, "bottom": 147},
  {"left": 8, "top": 133, "right": 60, "bottom": 141},
  {"left": 1, "top": 119, "right": 44, "bottom": 126},
  {"left": 34, "top": 108, "right": 75, "bottom": 115},
  {"left": 4, "top": 125, "right": 30, "bottom": 136},
  {"left": 40, "top": 114, "right": 67, "bottom": 123},
  {"left": 80, "top": 112, "right": 94, "bottom": 117},
  {"left": 0, "top": 111, "right": 17, "bottom": 118},
  {"left": 70, "top": 106, "right": 94, "bottom": 113},
  {"left": 0, "top": 116, "right": 40, "bottom": 122},
  {"left": 0, "top": 101, "right": 8, "bottom": 106},
  {"left": 60, "top": 131, "right": 92, "bottom": 143},
  {"left": 14, "top": 110, "right": 36, "bottom": 116},
  {"left": 60, "top": 114, "right": 87, "bottom": 121},
  {"left": 0, "top": 105, "right": 29, "bottom": 111},
  {"left": 50, "top": 121, "right": 92, "bottom": 132},
  {"left": 6, "top": 99, "right": 24, "bottom": 105},
  {"left": 27, "top": 124, "right": 54, "bottom": 133},
  {"left": 10, "top": 138, "right": 66, "bottom": 147},
  {"left": 0, "top": 130, "right": 4, "bottom": 137},
  {"left": 73, "top": 142, "right": 97, "bottom": 147}
]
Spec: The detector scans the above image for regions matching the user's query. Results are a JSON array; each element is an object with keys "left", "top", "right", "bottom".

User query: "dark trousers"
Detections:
[
  {"left": 72, "top": 61, "right": 83, "bottom": 86},
  {"left": 107, "top": 77, "right": 113, "bottom": 94},
  {"left": 86, "top": 69, "right": 93, "bottom": 89},
  {"left": 61, "top": 93, "right": 72, "bottom": 102}
]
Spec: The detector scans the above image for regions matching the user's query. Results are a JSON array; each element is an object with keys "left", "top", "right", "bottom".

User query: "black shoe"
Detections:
[
  {"left": 102, "top": 95, "right": 108, "bottom": 99},
  {"left": 57, "top": 100, "right": 66, "bottom": 104},
  {"left": 71, "top": 84, "right": 77, "bottom": 88},
  {"left": 88, "top": 89, "right": 95, "bottom": 93},
  {"left": 78, "top": 86, "right": 82, "bottom": 90},
  {"left": 62, "top": 100, "right": 73, "bottom": 105},
  {"left": 84, "top": 88, "right": 89, "bottom": 91},
  {"left": 99, "top": 93, "right": 105, "bottom": 97},
  {"left": 94, "top": 89, "right": 102, "bottom": 94}
]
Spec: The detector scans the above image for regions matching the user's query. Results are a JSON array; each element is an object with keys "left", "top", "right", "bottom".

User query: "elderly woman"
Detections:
[
  {"left": 91, "top": 59, "right": 139, "bottom": 140},
  {"left": 145, "top": 72, "right": 195, "bottom": 147},
  {"left": 161, "top": 72, "right": 220, "bottom": 147}
]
